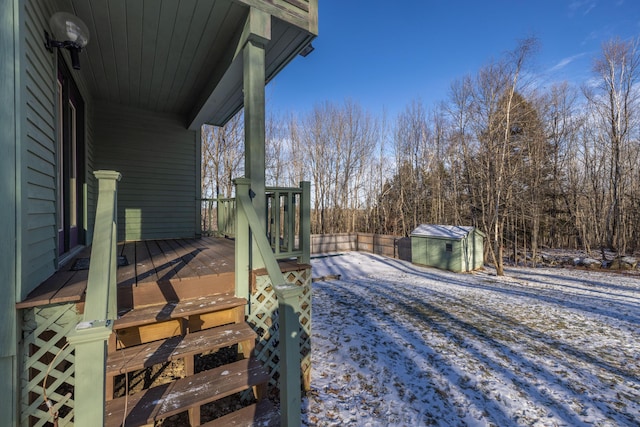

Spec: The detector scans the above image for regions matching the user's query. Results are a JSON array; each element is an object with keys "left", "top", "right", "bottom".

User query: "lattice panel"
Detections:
[
  {"left": 21, "top": 304, "right": 80, "bottom": 427},
  {"left": 248, "top": 267, "right": 312, "bottom": 390}
]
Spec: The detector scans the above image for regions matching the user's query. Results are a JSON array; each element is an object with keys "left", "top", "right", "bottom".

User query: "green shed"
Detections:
[{"left": 411, "top": 225, "right": 485, "bottom": 272}]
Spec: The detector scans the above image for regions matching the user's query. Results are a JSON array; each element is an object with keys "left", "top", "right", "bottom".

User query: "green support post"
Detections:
[
  {"left": 275, "top": 285, "right": 303, "bottom": 427},
  {"left": 234, "top": 178, "right": 250, "bottom": 302},
  {"left": 243, "top": 7, "right": 270, "bottom": 269},
  {"left": 299, "top": 181, "right": 311, "bottom": 265},
  {"left": 66, "top": 320, "right": 112, "bottom": 426}
]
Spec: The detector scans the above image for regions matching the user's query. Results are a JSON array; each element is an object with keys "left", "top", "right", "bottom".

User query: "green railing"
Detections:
[
  {"left": 266, "top": 183, "right": 311, "bottom": 264},
  {"left": 234, "top": 178, "right": 307, "bottom": 427},
  {"left": 66, "top": 170, "right": 121, "bottom": 426},
  {"left": 201, "top": 197, "right": 236, "bottom": 237},
  {"left": 202, "top": 182, "right": 310, "bottom": 264}
]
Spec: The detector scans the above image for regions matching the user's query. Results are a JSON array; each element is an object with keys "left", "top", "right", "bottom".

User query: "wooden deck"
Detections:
[{"left": 17, "top": 237, "right": 236, "bottom": 309}]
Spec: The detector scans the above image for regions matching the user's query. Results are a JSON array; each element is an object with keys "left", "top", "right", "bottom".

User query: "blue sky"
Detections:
[{"left": 267, "top": 0, "right": 640, "bottom": 117}]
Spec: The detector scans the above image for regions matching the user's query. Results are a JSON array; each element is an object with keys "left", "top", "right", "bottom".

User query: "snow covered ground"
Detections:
[{"left": 302, "top": 252, "right": 640, "bottom": 427}]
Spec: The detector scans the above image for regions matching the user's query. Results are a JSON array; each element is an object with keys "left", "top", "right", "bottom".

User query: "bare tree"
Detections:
[
  {"left": 390, "top": 99, "right": 430, "bottom": 235},
  {"left": 201, "top": 113, "right": 244, "bottom": 198},
  {"left": 467, "top": 38, "right": 538, "bottom": 275},
  {"left": 259, "top": 35, "right": 640, "bottom": 264},
  {"left": 265, "top": 111, "right": 286, "bottom": 186},
  {"left": 542, "top": 82, "right": 584, "bottom": 248},
  {"left": 584, "top": 37, "right": 639, "bottom": 256},
  {"left": 446, "top": 76, "right": 475, "bottom": 226}
]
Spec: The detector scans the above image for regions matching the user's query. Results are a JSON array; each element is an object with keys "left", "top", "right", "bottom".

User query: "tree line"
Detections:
[{"left": 202, "top": 36, "right": 640, "bottom": 274}]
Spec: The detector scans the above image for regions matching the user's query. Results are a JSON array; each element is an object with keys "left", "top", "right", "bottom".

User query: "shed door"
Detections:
[{"left": 57, "top": 56, "right": 85, "bottom": 256}]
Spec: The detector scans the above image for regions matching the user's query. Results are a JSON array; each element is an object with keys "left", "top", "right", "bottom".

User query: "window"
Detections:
[{"left": 445, "top": 243, "right": 453, "bottom": 252}]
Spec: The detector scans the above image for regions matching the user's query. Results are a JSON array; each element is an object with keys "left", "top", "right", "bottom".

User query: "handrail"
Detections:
[
  {"left": 66, "top": 170, "right": 121, "bottom": 427},
  {"left": 234, "top": 177, "right": 303, "bottom": 427}
]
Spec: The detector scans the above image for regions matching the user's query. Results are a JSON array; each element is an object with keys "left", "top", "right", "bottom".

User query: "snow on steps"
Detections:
[
  {"left": 106, "top": 322, "right": 257, "bottom": 377},
  {"left": 104, "top": 358, "right": 270, "bottom": 427},
  {"left": 200, "top": 399, "right": 280, "bottom": 427},
  {"left": 105, "top": 287, "right": 276, "bottom": 426},
  {"left": 114, "top": 293, "right": 248, "bottom": 330}
]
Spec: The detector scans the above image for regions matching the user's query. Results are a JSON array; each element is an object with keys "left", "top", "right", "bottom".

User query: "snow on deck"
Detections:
[{"left": 304, "top": 252, "right": 640, "bottom": 426}]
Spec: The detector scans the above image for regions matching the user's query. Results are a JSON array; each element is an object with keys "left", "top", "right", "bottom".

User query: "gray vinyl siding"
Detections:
[
  {"left": 94, "top": 102, "right": 199, "bottom": 241},
  {"left": 21, "top": 0, "right": 57, "bottom": 298}
]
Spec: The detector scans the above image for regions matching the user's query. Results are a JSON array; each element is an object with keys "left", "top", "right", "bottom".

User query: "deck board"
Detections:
[
  {"left": 52, "top": 269, "right": 90, "bottom": 302},
  {"left": 15, "top": 270, "right": 77, "bottom": 309},
  {"left": 185, "top": 237, "right": 235, "bottom": 275},
  {"left": 164, "top": 239, "right": 207, "bottom": 278},
  {"left": 158, "top": 239, "right": 200, "bottom": 280},
  {"left": 135, "top": 241, "right": 158, "bottom": 284},
  {"left": 15, "top": 246, "right": 92, "bottom": 309},
  {"left": 147, "top": 240, "right": 181, "bottom": 283},
  {"left": 17, "top": 238, "right": 237, "bottom": 309},
  {"left": 17, "top": 237, "right": 306, "bottom": 310},
  {"left": 117, "top": 241, "right": 137, "bottom": 287}
]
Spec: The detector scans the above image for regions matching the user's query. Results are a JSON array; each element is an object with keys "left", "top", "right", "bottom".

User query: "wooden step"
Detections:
[
  {"left": 200, "top": 399, "right": 280, "bottom": 427},
  {"left": 114, "top": 293, "right": 247, "bottom": 347},
  {"left": 117, "top": 274, "right": 235, "bottom": 310},
  {"left": 105, "top": 358, "right": 270, "bottom": 427},
  {"left": 107, "top": 322, "right": 257, "bottom": 376},
  {"left": 115, "top": 293, "right": 247, "bottom": 330}
]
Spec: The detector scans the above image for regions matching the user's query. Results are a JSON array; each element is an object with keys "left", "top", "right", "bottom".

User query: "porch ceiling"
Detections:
[{"left": 52, "top": 0, "right": 316, "bottom": 128}]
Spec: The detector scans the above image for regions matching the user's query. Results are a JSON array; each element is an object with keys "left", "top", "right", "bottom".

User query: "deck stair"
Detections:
[{"left": 104, "top": 277, "right": 279, "bottom": 426}]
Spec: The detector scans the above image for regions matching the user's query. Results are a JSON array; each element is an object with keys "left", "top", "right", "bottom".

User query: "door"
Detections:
[{"left": 57, "top": 54, "right": 85, "bottom": 256}]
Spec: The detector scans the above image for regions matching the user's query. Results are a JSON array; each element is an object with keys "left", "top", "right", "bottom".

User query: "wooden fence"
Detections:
[{"left": 310, "top": 233, "right": 412, "bottom": 261}]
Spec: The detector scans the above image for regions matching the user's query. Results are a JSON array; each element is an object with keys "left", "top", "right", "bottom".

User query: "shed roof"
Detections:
[{"left": 411, "top": 224, "right": 476, "bottom": 240}]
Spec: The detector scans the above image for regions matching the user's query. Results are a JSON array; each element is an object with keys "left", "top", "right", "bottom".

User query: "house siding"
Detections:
[
  {"left": 19, "top": 0, "right": 96, "bottom": 298},
  {"left": 94, "top": 102, "right": 199, "bottom": 241},
  {"left": 21, "top": 0, "right": 57, "bottom": 298},
  {"left": 1, "top": 0, "right": 18, "bottom": 423}
]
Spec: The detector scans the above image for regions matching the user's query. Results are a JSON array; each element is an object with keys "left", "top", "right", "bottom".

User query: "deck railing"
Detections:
[
  {"left": 201, "top": 197, "right": 236, "bottom": 237},
  {"left": 266, "top": 183, "right": 311, "bottom": 264},
  {"left": 202, "top": 182, "right": 310, "bottom": 264},
  {"left": 234, "top": 178, "right": 307, "bottom": 427},
  {"left": 66, "top": 170, "right": 121, "bottom": 426}
]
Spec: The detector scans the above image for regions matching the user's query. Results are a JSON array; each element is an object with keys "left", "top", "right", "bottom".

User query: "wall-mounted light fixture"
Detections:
[{"left": 44, "top": 12, "right": 90, "bottom": 70}]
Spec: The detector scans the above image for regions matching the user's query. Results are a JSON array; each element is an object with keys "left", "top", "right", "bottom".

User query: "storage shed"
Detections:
[{"left": 411, "top": 225, "right": 485, "bottom": 272}]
